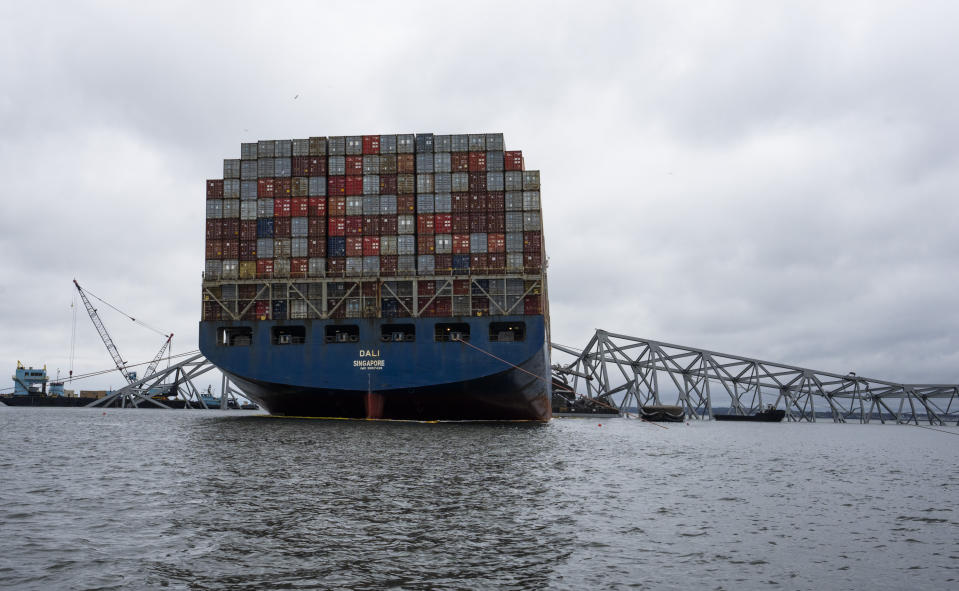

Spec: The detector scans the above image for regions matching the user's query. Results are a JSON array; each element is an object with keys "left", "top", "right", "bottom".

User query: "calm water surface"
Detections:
[{"left": 0, "top": 407, "right": 956, "bottom": 590}]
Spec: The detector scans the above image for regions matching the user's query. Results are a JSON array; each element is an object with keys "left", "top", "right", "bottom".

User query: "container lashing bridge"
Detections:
[{"left": 550, "top": 330, "right": 959, "bottom": 426}]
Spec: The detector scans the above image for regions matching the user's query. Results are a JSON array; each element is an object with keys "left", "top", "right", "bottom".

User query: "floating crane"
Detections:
[{"left": 72, "top": 279, "right": 173, "bottom": 406}]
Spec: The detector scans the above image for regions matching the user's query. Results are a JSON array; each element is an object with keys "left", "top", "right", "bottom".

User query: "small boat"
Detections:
[
  {"left": 714, "top": 406, "right": 785, "bottom": 422},
  {"left": 640, "top": 405, "right": 685, "bottom": 422}
]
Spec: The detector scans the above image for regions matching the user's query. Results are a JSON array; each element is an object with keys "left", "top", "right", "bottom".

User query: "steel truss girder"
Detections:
[{"left": 551, "top": 331, "right": 959, "bottom": 425}]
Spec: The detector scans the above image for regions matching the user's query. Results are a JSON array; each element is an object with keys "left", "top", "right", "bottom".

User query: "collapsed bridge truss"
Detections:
[{"left": 551, "top": 331, "right": 959, "bottom": 426}]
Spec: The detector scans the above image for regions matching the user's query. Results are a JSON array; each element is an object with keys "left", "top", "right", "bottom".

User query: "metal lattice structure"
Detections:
[
  {"left": 551, "top": 331, "right": 959, "bottom": 425},
  {"left": 86, "top": 353, "right": 241, "bottom": 409}
]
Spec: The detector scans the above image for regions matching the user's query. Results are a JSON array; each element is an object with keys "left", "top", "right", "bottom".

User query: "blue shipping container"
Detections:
[
  {"left": 257, "top": 218, "right": 275, "bottom": 238},
  {"left": 327, "top": 236, "right": 346, "bottom": 257},
  {"left": 452, "top": 254, "right": 471, "bottom": 272}
]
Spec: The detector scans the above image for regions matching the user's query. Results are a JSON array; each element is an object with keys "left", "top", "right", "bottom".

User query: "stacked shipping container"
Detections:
[{"left": 203, "top": 133, "right": 544, "bottom": 321}]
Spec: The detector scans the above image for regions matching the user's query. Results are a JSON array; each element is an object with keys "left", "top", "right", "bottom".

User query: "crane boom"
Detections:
[
  {"left": 143, "top": 333, "right": 173, "bottom": 379},
  {"left": 73, "top": 279, "right": 136, "bottom": 385}
]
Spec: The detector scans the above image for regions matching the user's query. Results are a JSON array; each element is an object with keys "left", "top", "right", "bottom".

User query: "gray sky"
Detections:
[{"left": 1, "top": 0, "right": 957, "bottom": 393}]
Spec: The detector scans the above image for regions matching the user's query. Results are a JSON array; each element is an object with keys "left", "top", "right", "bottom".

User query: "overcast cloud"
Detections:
[{"left": 1, "top": 0, "right": 957, "bottom": 393}]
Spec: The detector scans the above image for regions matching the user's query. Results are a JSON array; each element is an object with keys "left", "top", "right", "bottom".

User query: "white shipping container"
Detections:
[
  {"left": 523, "top": 191, "right": 541, "bottom": 211},
  {"left": 433, "top": 134, "right": 451, "bottom": 153},
  {"left": 274, "top": 238, "right": 291, "bottom": 258},
  {"left": 435, "top": 234, "right": 452, "bottom": 254},
  {"left": 434, "top": 173, "right": 452, "bottom": 192},
  {"left": 223, "top": 179, "right": 240, "bottom": 199},
  {"left": 328, "top": 156, "right": 346, "bottom": 176},
  {"left": 241, "top": 160, "right": 257, "bottom": 180},
  {"left": 275, "top": 140, "right": 292, "bottom": 157},
  {"left": 470, "top": 233, "right": 488, "bottom": 253},
  {"left": 290, "top": 300, "right": 308, "bottom": 319},
  {"left": 328, "top": 136, "right": 346, "bottom": 155},
  {"left": 346, "top": 196, "right": 363, "bottom": 215},
  {"left": 506, "top": 253, "right": 524, "bottom": 271},
  {"left": 363, "top": 155, "right": 380, "bottom": 174},
  {"left": 434, "top": 192, "right": 452, "bottom": 213},
  {"left": 308, "top": 257, "right": 326, "bottom": 277},
  {"left": 486, "top": 151, "right": 504, "bottom": 172},
  {"left": 291, "top": 237, "right": 308, "bottom": 257},
  {"left": 505, "top": 212, "right": 524, "bottom": 233},
  {"left": 257, "top": 198, "right": 274, "bottom": 218},
  {"left": 398, "top": 255, "right": 416, "bottom": 274},
  {"left": 379, "top": 195, "right": 397, "bottom": 215},
  {"left": 257, "top": 158, "right": 274, "bottom": 178},
  {"left": 346, "top": 256, "right": 363, "bottom": 276},
  {"left": 486, "top": 172, "right": 504, "bottom": 192},
  {"left": 224, "top": 159, "right": 241, "bottom": 179},
  {"left": 416, "top": 173, "right": 434, "bottom": 193},
  {"left": 451, "top": 172, "right": 469, "bottom": 192},
  {"left": 257, "top": 140, "right": 275, "bottom": 158},
  {"left": 222, "top": 200, "right": 239, "bottom": 218},
  {"left": 416, "top": 153, "right": 434, "bottom": 172},
  {"left": 468, "top": 134, "right": 486, "bottom": 151},
  {"left": 363, "top": 175, "right": 380, "bottom": 195},
  {"left": 380, "top": 235, "right": 398, "bottom": 255},
  {"left": 205, "top": 260, "right": 222, "bottom": 280},
  {"left": 308, "top": 176, "right": 327, "bottom": 196},
  {"left": 291, "top": 217, "right": 309, "bottom": 237},
  {"left": 206, "top": 200, "right": 223, "bottom": 219},
  {"left": 433, "top": 152, "right": 451, "bottom": 172},
  {"left": 363, "top": 196, "right": 380, "bottom": 214},
  {"left": 506, "top": 232, "right": 524, "bottom": 252},
  {"left": 450, "top": 134, "right": 468, "bottom": 152},
  {"left": 241, "top": 143, "right": 258, "bottom": 160},
  {"left": 417, "top": 255, "right": 435, "bottom": 275},
  {"left": 416, "top": 193, "right": 434, "bottom": 213},
  {"left": 240, "top": 180, "right": 257, "bottom": 199},
  {"left": 292, "top": 138, "right": 310, "bottom": 156},
  {"left": 397, "top": 235, "right": 415, "bottom": 255},
  {"left": 273, "top": 258, "right": 290, "bottom": 278},
  {"left": 257, "top": 238, "right": 273, "bottom": 258},
  {"left": 346, "top": 136, "right": 363, "bottom": 155},
  {"left": 274, "top": 158, "right": 292, "bottom": 177},
  {"left": 363, "top": 256, "right": 380, "bottom": 276},
  {"left": 241, "top": 200, "right": 257, "bottom": 220},
  {"left": 523, "top": 170, "right": 540, "bottom": 190},
  {"left": 379, "top": 135, "right": 397, "bottom": 154},
  {"left": 523, "top": 212, "right": 542, "bottom": 231},
  {"left": 505, "top": 192, "right": 523, "bottom": 211},
  {"left": 397, "top": 134, "right": 415, "bottom": 153},
  {"left": 222, "top": 259, "right": 239, "bottom": 280},
  {"left": 504, "top": 171, "right": 523, "bottom": 190},
  {"left": 485, "top": 133, "right": 504, "bottom": 151},
  {"left": 398, "top": 215, "right": 415, "bottom": 234}
]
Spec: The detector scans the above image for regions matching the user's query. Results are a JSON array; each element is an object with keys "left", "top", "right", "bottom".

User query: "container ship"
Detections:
[{"left": 199, "top": 133, "right": 551, "bottom": 420}]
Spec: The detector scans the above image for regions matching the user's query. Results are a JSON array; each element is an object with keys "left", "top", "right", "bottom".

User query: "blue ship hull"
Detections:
[{"left": 199, "top": 315, "right": 551, "bottom": 421}]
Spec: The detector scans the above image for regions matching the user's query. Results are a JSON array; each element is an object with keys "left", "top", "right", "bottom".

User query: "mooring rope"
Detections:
[{"left": 452, "top": 336, "right": 668, "bottom": 428}]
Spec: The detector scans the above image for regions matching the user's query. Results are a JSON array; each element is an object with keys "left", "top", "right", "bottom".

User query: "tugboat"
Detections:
[{"left": 714, "top": 405, "right": 786, "bottom": 422}]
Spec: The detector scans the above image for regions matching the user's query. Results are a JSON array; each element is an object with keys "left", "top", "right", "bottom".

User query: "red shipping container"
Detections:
[
  {"left": 274, "top": 198, "right": 292, "bottom": 217},
  {"left": 470, "top": 253, "right": 488, "bottom": 271},
  {"left": 417, "top": 214, "right": 435, "bottom": 234},
  {"left": 487, "top": 192, "right": 505, "bottom": 211},
  {"left": 524, "top": 252, "right": 542, "bottom": 269},
  {"left": 363, "top": 135, "right": 380, "bottom": 154},
  {"left": 255, "top": 301, "right": 271, "bottom": 320},
  {"left": 417, "top": 234, "right": 435, "bottom": 254},
  {"left": 257, "top": 178, "right": 275, "bottom": 197},
  {"left": 468, "top": 172, "right": 487, "bottom": 192},
  {"left": 487, "top": 233, "right": 505, "bottom": 253},
  {"left": 469, "top": 213, "right": 488, "bottom": 232},
  {"left": 328, "top": 257, "right": 345, "bottom": 276},
  {"left": 206, "top": 219, "right": 222, "bottom": 240},
  {"left": 328, "top": 216, "right": 346, "bottom": 236},
  {"left": 487, "top": 213, "right": 505, "bottom": 233},
  {"left": 419, "top": 280, "right": 436, "bottom": 295},
  {"left": 487, "top": 253, "right": 506, "bottom": 271},
  {"left": 452, "top": 193, "right": 470, "bottom": 212},
  {"left": 308, "top": 196, "right": 327, "bottom": 217},
  {"left": 345, "top": 216, "right": 363, "bottom": 236},
  {"left": 207, "top": 179, "right": 223, "bottom": 198},
  {"left": 291, "top": 197, "right": 309, "bottom": 217},
  {"left": 468, "top": 152, "right": 486, "bottom": 171},
  {"left": 524, "top": 294, "right": 542, "bottom": 314},
  {"left": 524, "top": 231, "right": 542, "bottom": 253},
  {"left": 417, "top": 297, "right": 435, "bottom": 317},
  {"left": 222, "top": 239, "right": 239, "bottom": 259},
  {"left": 434, "top": 213, "right": 452, "bottom": 233},
  {"left": 363, "top": 236, "right": 380, "bottom": 256},
  {"left": 240, "top": 240, "right": 257, "bottom": 261},
  {"left": 222, "top": 219, "right": 239, "bottom": 239},
  {"left": 362, "top": 216, "right": 380, "bottom": 235},
  {"left": 308, "top": 238, "right": 327, "bottom": 257},
  {"left": 379, "top": 215, "right": 398, "bottom": 235},
  {"left": 238, "top": 284, "right": 257, "bottom": 299},
  {"left": 397, "top": 154, "right": 415, "bottom": 173},
  {"left": 328, "top": 197, "right": 346, "bottom": 216},
  {"left": 434, "top": 298, "right": 452, "bottom": 316},
  {"left": 274, "top": 217, "right": 291, "bottom": 238},
  {"left": 307, "top": 157, "right": 326, "bottom": 176},
  {"left": 435, "top": 254, "right": 452, "bottom": 274},
  {"left": 504, "top": 151, "right": 524, "bottom": 171},
  {"left": 451, "top": 152, "right": 469, "bottom": 172},
  {"left": 472, "top": 297, "right": 490, "bottom": 316},
  {"left": 308, "top": 217, "right": 326, "bottom": 237},
  {"left": 345, "top": 175, "right": 363, "bottom": 196},
  {"left": 275, "top": 178, "right": 292, "bottom": 197},
  {"left": 397, "top": 194, "right": 415, "bottom": 213},
  {"left": 239, "top": 220, "right": 256, "bottom": 241},
  {"left": 453, "top": 279, "right": 470, "bottom": 294},
  {"left": 292, "top": 156, "right": 310, "bottom": 176},
  {"left": 452, "top": 214, "right": 470, "bottom": 234},
  {"left": 328, "top": 176, "right": 346, "bottom": 196},
  {"left": 379, "top": 174, "right": 397, "bottom": 194},
  {"left": 452, "top": 234, "right": 470, "bottom": 254},
  {"left": 346, "top": 155, "right": 364, "bottom": 175},
  {"left": 469, "top": 193, "right": 487, "bottom": 211},
  {"left": 380, "top": 255, "right": 398, "bottom": 276},
  {"left": 256, "top": 259, "right": 274, "bottom": 278},
  {"left": 205, "top": 239, "right": 222, "bottom": 259},
  {"left": 346, "top": 236, "right": 363, "bottom": 256},
  {"left": 290, "top": 257, "right": 308, "bottom": 278}
]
